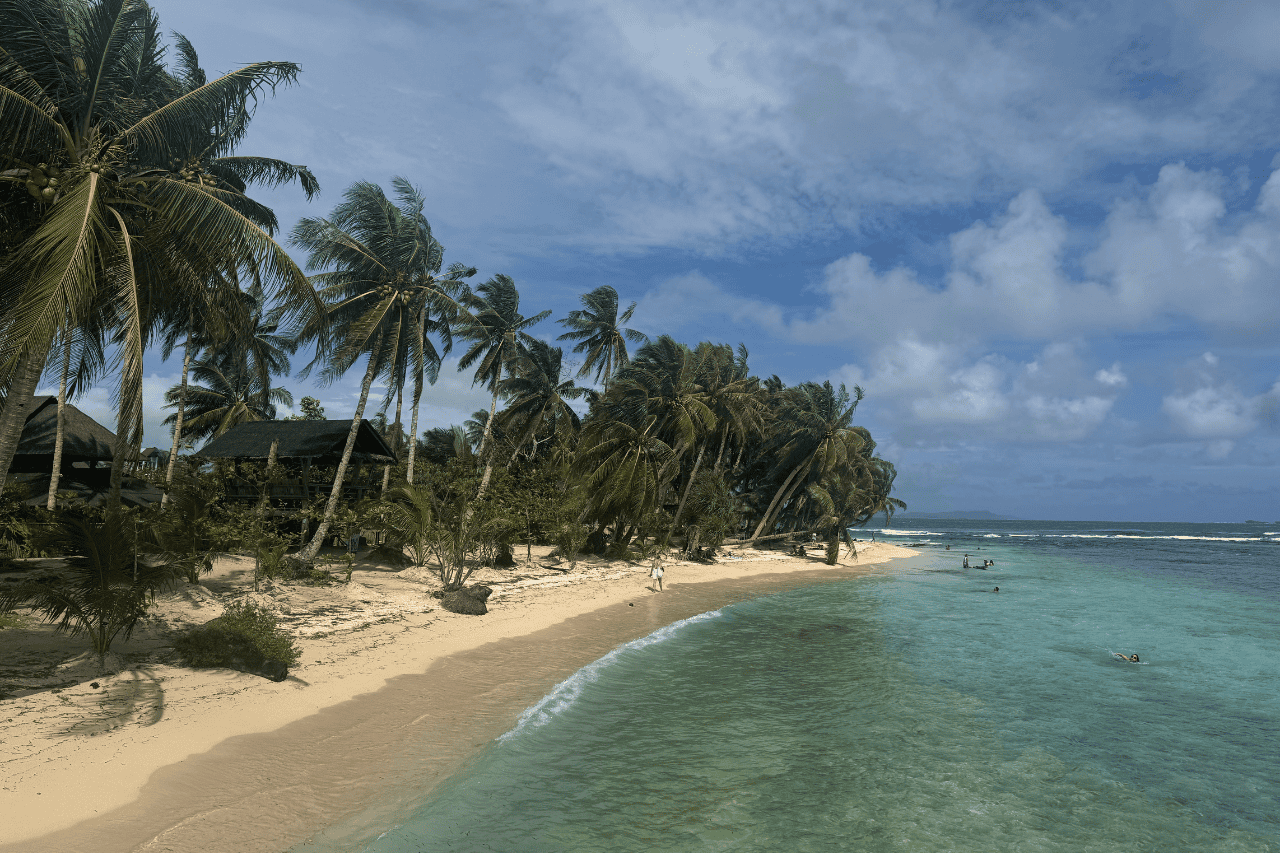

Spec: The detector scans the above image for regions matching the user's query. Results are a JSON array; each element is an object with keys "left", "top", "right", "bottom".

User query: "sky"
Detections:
[{"left": 49, "top": 0, "right": 1280, "bottom": 522}]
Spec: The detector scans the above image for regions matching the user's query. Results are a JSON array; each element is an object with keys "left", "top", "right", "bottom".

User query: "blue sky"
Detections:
[{"left": 57, "top": 0, "right": 1280, "bottom": 522}]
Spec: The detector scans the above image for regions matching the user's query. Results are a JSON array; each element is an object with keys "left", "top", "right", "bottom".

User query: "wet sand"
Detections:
[{"left": 0, "top": 543, "right": 917, "bottom": 853}]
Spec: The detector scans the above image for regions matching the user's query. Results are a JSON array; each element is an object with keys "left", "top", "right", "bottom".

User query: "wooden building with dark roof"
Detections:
[
  {"left": 9, "top": 396, "right": 115, "bottom": 473},
  {"left": 194, "top": 420, "right": 398, "bottom": 505},
  {"left": 8, "top": 396, "right": 161, "bottom": 507}
]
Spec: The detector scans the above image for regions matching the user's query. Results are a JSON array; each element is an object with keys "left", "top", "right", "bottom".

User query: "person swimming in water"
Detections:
[
  {"left": 1113, "top": 652, "right": 1140, "bottom": 662},
  {"left": 993, "top": 587, "right": 999, "bottom": 592}
]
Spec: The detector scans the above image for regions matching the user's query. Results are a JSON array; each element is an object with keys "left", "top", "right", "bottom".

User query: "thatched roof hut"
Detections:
[
  {"left": 194, "top": 420, "right": 397, "bottom": 464},
  {"left": 6, "top": 396, "right": 161, "bottom": 507},
  {"left": 9, "top": 396, "right": 116, "bottom": 473}
]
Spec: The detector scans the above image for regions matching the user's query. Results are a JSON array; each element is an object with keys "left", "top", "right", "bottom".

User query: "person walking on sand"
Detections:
[{"left": 650, "top": 560, "right": 665, "bottom": 592}]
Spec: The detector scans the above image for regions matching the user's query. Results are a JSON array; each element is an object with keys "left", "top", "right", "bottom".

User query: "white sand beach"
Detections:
[{"left": 0, "top": 541, "right": 916, "bottom": 853}]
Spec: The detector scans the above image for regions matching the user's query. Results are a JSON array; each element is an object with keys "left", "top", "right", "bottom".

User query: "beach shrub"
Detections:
[
  {"left": 0, "top": 513, "right": 183, "bottom": 667},
  {"left": 174, "top": 602, "right": 300, "bottom": 670}
]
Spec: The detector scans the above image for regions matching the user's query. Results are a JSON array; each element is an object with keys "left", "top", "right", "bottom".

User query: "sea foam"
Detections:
[{"left": 498, "top": 608, "right": 725, "bottom": 742}]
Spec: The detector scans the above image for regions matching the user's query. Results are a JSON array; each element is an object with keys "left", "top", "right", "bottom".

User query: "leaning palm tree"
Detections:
[
  {"left": 289, "top": 179, "right": 455, "bottom": 564},
  {"left": 455, "top": 274, "right": 551, "bottom": 498},
  {"left": 497, "top": 339, "right": 586, "bottom": 464},
  {"left": 746, "top": 381, "right": 867, "bottom": 543},
  {"left": 0, "top": 0, "right": 321, "bottom": 504},
  {"left": 557, "top": 285, "right": 647, "bottom": 394}
]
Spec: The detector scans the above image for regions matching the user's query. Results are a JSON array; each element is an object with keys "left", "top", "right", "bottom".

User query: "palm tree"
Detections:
[
  {"left": 0, "top": 1, "right": 321, "bottom": 503},
  {"left": 573, "top": 416, "right": 674, "bottom": 541},
  {"left": 498, "top": 339, "right": 586, "bottom": 464},
  {"left": 162, "top": 356, "right": 291, "bottom": 444},
  {"left": 556, "top": 285, "right": 647, "bottom": 393},
  {"left": 0, "top": 513, "right": 182, "bottom": 669},
  {"left": 289, "top": 179, "right": 454, "bottom": 564},
  {"left": 747, "top": 381, "right": 867, "bottom": 542},
  {"left": 455, "top": 274, "right": 551, "bottom": 498}
]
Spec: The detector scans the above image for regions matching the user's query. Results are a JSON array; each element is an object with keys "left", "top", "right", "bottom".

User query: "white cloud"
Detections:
[
  {"left": 837, "top": 340, "right": 1125, "bottom": 444},
  {"left": 1163, "top": 384, "right": 1261, "bottom": 438},
  {"left": 1095, "top": 363, "right": 1128, "bottom": 387}
]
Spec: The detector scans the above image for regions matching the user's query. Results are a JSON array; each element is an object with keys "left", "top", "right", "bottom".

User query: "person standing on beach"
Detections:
[{"left": 650, "top": 560, "right": 665, "bottom": 592}]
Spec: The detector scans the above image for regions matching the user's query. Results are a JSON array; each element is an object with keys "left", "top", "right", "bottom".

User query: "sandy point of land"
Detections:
[{"left": 0, "top": 540, "right": 917, "bottom": 853}]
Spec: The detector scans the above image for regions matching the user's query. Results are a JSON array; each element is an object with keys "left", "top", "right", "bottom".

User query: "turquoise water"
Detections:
[{"left": 343, "top": 522, "right": 1279, "bottom": 851}]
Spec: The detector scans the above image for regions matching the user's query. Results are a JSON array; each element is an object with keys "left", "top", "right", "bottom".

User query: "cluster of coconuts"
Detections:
[
  {"left": 374, "top": 284, "right": 413, "bottom": 305},
  {"left": 169, "top": 156, "right": 212, "bottom": 185},
  {"left": 24, "top": 162, "right": 61, "bottom": 202}
]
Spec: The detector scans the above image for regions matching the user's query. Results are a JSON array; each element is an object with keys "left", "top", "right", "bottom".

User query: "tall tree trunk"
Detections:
[
  {"left": 162, "top": 328, "right": 194, "bottom": 507},
  {"left": 0, "top": 346, "right": 51, "bottom": 496},
  {"left": 407, "top": 367, "right": 423, "bottom": 485},
  {"left": 748, "top": 457, "right": 810, "bottom": 542},
  {"left": 475, "top": 364, "right": 503, "bottom": 501},
  {"left": 296, "top": 347, "right": 380, "bottom": 564},
  {"left": 382, "top": 385, "right": 403, "bottom": 493},
  {"left": 665, "top": 443, "right": 706, "bottom": 548},
  {"left": 46, "top": 335, "right": 73, "bottom": 510},
  {"left": 712, "top": 427, "right": 729, "bottom": 475}
]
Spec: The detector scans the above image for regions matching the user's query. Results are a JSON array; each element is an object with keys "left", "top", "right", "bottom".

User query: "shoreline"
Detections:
[{"left": 0, "top": 542, "right": 919, "bottom": 853}]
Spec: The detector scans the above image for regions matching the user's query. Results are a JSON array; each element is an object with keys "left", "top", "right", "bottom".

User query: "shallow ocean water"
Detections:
[{"left": 317, "top": 521, "right": 1280, "bottom": 852}]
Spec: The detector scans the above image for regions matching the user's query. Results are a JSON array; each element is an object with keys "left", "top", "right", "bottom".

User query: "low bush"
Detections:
[{"left": 174, "top": 602, "right": 300, "bottom": 669}]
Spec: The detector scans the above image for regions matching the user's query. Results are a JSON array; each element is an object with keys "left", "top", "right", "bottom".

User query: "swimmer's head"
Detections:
[
  {"left": 993, "top": 587, "right": 999, "bottom": 592},
  {"left": 1131, "top": 654, "right": 1139, "bottom": 662}
]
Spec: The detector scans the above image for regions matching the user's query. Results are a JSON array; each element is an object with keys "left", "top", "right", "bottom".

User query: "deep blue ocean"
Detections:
[{"left": 317, "top": 520, "right": 1279, "bottom": 852}]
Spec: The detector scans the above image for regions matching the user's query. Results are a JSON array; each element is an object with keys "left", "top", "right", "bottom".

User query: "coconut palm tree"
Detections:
[
  {"left": 556, "top": 285, "right": 647, "bottom": 393},
  {"left": 573, "top": 416, "right": 673, "bottom": 542},
  {"left": 498, "top": 339, "right": 586, "bottom": 464},
  {"left": 746, "top": 381, "right": 867, "bottom": 543},
  {"left": 162, "top": 356, "right": 291, "bottom": 444},
  {"left": 0, "top": 0, "right": 321, "bottom": 503},
  {"left": 455, "top": 273, "right": 551, "bottom": 498},
  {"left": 289, "top": 179, "right": 457, "bottom": 564}
]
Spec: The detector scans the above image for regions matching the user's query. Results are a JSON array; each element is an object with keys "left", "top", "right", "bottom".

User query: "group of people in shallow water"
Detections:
[{"left": 956, "top": 548, "right": 1142, "bottom": 662}]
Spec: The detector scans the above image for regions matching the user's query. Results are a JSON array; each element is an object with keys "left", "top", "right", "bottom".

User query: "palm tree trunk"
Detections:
[
  {"left": 296, "top": 346, "right": 380, "bottom": 564},
  {"left": 712, "top": 428, "right": 729, "bottom": 475},
  {"left": 46, "top": 335, "right": 73, "bottom": 510},
  {"left": 748, "top": 458, "right": 809, "bottom": 542},
  {"left": 161, "top": 329, "right": 194, "bottom": 507},
  {"left": 665, "top": 443, "right": 706, "bottom": 548},
  {"left": 0, "top": 346, "right": 51, "bottom": 496},
  {"left": 475, "top": 365, "right": 502, "bottom": 501},
  {"left": 382, "top": 387, "right": 402, "bottom": 493},
  {"left": 407, "top": 367, "right": 423, "bottom": 485}
]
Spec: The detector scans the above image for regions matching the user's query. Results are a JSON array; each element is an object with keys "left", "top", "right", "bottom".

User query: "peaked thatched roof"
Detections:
[
  {"left": 194, "top": 420, "right": 398, "bottom": 463},
  {"left": 12, "top": 396, "right": 116, "bottom": 462}
]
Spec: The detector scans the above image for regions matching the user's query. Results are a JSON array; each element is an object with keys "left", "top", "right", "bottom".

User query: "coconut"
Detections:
[
  {"left": 26, "top": 181, "right": 43, "bottom": 200},
  {"left": 41, "top": 187, "right": 56, "bottom": 201}
]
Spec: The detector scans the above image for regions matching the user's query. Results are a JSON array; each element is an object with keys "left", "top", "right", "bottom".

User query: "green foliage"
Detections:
[
  {"left": 146, "top": 473, "right": 223, "bottom": 583},
  {"left": 682, "top": 471, "right": 739, "bottom": 551},
  {"left": 173, "top": 602, "right": 300, "bottom": 669},
  {"left": 0, "top": 512, "right": 183, "bottom": 664},
  {"left": 288, "top": 396, "right": 326, "bottom": 420},
  {"left": 377, "top": 460, "right": 520, "bottom": 589}
]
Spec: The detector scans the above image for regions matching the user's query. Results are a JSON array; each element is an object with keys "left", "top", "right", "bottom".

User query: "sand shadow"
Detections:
[{"left": 62, "top": 668, "right": 164, "bottom": 736}]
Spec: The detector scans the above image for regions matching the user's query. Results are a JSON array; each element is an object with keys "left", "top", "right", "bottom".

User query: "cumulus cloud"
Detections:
[
  {"left": 1159, "top": 353, "right": 1280, "bottom": 460},
  {"left": 833, "top": 341, "right": 1126, "bottom": 444}
]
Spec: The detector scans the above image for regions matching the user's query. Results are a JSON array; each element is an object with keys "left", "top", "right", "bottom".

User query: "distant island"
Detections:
[{"left": 894, "top": 511, "right": 1019, "bottom": 520}]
